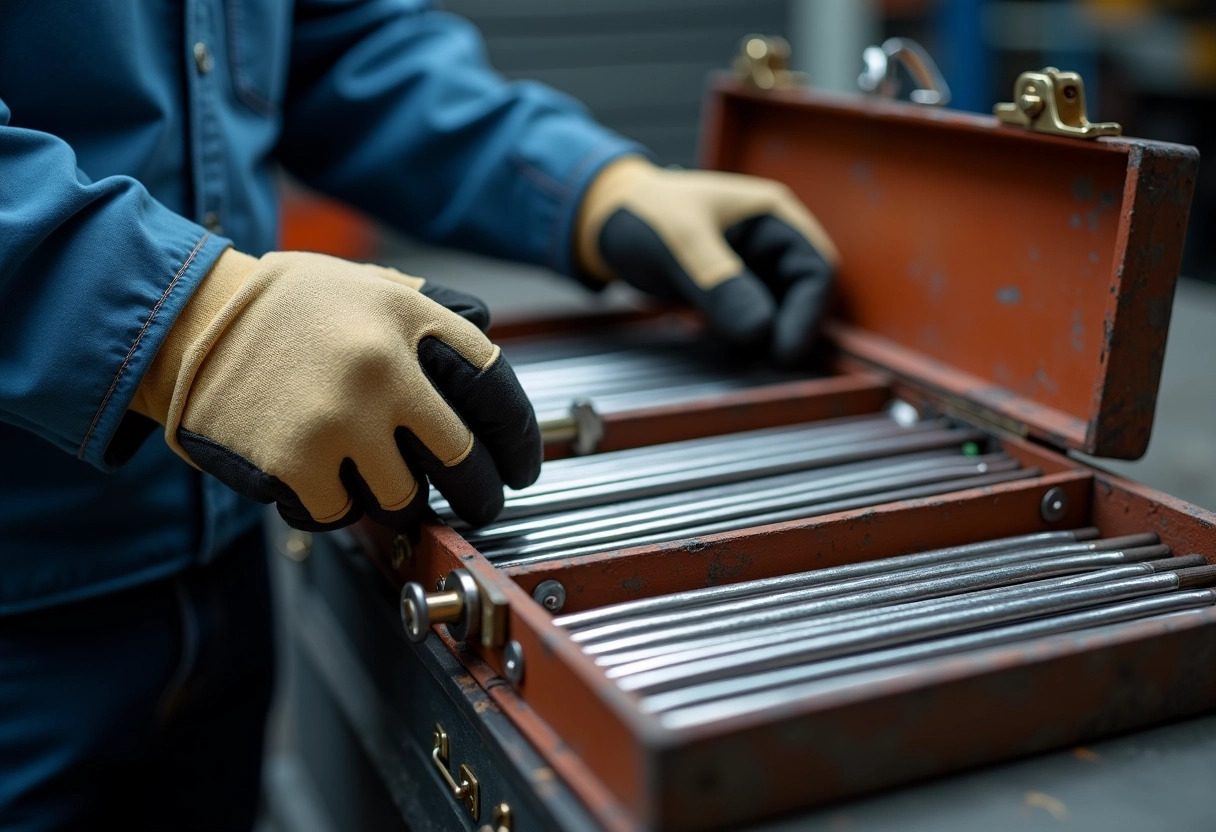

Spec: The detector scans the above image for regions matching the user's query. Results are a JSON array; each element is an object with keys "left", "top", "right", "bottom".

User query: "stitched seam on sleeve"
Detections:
[
  {"left": 77, "top": 233, "right": 211, "bottom": 459},
  {"left": 546, "top": 138, "right": 617, "bottom": 271}
]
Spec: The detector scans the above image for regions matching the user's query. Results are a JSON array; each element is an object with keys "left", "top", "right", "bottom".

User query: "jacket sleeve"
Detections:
[
  {"left": 277, "top": 0, "right": 645, "bottom": 276},
  {"left": 0, "top": 95, "right": 231, "bottom": 470}
]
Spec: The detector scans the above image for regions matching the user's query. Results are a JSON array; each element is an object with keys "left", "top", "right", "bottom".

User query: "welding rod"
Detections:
[
  {"left": 648, "top": 590, "right": 1216, "bottom": 724},
  {"left": 490, "top": 467, "right": 1038, "bottom": 567},
  {"left": 591, "top": 555, "right": 1206, "bottom": 669},
  {"left": 576, "top": 543, "right": 1169, "bottom": 655},
  {"left": 616, "top": 566, "right": 1216, "bottom": 695},
  {"left": 572, "top": 534, "right": 1161, "bottom": 645},
  {"left": 456, "top": 414, "right": 946, "bottom": 504},
  {"left": 474, "top": 424, "right": 988, "bottom": 521},
  {"left": 470, "top": 450, "right": 974, "bottom": 543},
  {"left": 555, "top": 528, "right": 1105, "bottom": 630},
  {"left": 597, "top": 555, "right": 1195, "bottom": 676},
  {"left": 573, "top": 537, "right": 1164, "bottom": 647},
  {"left": 473, "top": 455, "right": 1019, "bottom": 558}
]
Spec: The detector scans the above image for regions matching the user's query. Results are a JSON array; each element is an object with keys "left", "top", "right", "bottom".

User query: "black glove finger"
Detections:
[
  {"left": 417, "top": 336, "right": 542, "bottom": 492},
  {"left": 598, "top": 209, "right": 776, "bottom": 347},
  {"left": 177, "top": 427, "right": 363, "bottom": 532},
  {"left": 725, "top": 214, "right": 834, "bottom": 364},
  {"left": 418, "top": 283, "right": 491, "bottom": 332},
  {"left": 772, "top": 276, "right": 833, "bottom": 367},
  {"left": 339, "top": 457, "right": 431, "bottom": 535},
  {"left": 724, "top": 214, "right": 834, "bottom": 299},
  {"left": 394, "top": 426, "right": 505, "bottom": 528}
]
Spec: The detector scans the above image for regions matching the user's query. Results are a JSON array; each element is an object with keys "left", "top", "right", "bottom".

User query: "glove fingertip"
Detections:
[
  {"left": 419, "top": 283, "right": 491, "bottom": 332},
  {"left": 703, "top": 272, "right": 776, "bottom": 347},
  {"left": 772, "top": 277, "right": 832, "bottom": 368}
]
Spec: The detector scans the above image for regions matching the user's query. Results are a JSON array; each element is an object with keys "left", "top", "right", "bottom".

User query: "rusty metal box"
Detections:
[{"left": 337, "top": 75, "right": 1211, "bottom": 831}]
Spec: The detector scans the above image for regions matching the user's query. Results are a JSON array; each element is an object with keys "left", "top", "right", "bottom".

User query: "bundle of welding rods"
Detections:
[
  {"left": 504, "top": 326, "right": 806, "bottom": 424},
  {"left": 548, "top": 528, "right": 1216, "bottom": 729},
  {"left": 433, "top": 412, "right": 1039, "bottom": 566}
]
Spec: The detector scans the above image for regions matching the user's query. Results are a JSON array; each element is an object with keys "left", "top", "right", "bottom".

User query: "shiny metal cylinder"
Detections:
[
  {"left": 647, "top": 591, "right": 1216, "bottom": 724},
  {"left": 577, "top": 545, "right": 1168, "bottom": 656},
  {"left": 555, "top": 528, "right": 1106, "bottom": 630},
  {"left": 616, "top": 572, "right": 1190, "bottom": 695}
]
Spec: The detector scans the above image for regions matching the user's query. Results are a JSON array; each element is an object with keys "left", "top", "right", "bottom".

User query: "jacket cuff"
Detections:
[
  {"left": 508, "top": 108, "right": 649, "bottom": 278},
  {"left": 82, "top": 227, "right": 232, "bottom": 469}
]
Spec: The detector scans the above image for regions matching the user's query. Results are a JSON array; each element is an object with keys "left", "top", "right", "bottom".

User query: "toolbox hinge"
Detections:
[
  {"left": 930, "top": 392, "right": 1030, "bottom": 444},
  {"left": 994, "top": 67, "right": 1121, "bottom": 139},
  {"left": 733, "top": 34, "right": 805, "bottom": 90}
]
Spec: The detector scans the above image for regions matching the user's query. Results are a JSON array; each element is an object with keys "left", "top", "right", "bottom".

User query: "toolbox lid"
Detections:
[{"left": 700, "top": 77, "right": 1198, "bottom": 459}]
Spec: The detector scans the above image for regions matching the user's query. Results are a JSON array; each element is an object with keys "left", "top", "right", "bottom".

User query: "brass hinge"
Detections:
[
  {"left": 994, "top": 67, "right": 1121, "bottom": 139},
  {"left": 733, "top": 34, "right": 806, "bottom": 90}
]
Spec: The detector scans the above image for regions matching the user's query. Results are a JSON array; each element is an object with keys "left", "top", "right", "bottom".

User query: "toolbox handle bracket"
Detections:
[{"left": 432, "top": 723, "right": 480, "bottom": 821}]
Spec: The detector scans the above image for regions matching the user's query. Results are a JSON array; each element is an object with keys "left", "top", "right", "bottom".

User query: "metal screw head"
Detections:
[
  {"left": 1040, "top": 487, "right": 1067, "bottom": 523},
  {"left": 400, "top": 583, "right": 430, "bottom": 643},
  {"left": 532, "top": 579, "right": 567, "bottom": 614},
  {"left": 1020, "top": 87, "right": 1044, "bottom": 117},
  {"left": 503, "top": 640, "right": 525, "bottom": 686}
]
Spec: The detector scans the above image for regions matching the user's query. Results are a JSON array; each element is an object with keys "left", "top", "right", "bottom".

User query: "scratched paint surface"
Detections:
[{"left": 706, "top": 85, "right": 1198, "bottom": 458}]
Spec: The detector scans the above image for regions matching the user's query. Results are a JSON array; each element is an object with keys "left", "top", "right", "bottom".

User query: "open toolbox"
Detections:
[{"left": 339, "top": 68, "right": 1211, "bottom": 831}]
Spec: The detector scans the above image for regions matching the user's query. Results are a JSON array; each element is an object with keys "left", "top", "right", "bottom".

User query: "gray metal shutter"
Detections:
[{"left": 441, "top": 0, "right": 790, "bottom": 167}]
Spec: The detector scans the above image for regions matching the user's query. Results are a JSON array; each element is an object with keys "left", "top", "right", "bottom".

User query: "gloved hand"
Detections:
[
  {"left": 130, "top": 249, "right": 542, "bottom": 531},
  {"left": 576, "top": 157, "right": 839, "bottom": 366}
]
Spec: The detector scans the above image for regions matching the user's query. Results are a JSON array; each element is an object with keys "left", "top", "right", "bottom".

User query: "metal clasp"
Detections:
[
  {"left": 733, "top": 34, "right": 805, "bottom": 90},
  {"left": 432, "top": 724, "right": 480, "bottom": 821},
  {"left": 539, "top": 398, "right": 602, "bottom": 455},
  {"left": 478, "top": 803, "right": 512, "bottom": 832},
  {"left": 858, "top": 38, "right": 950, "bottom": 106},
  {"left": 994, "top": 67, "right": 1121, "bottom": 139}
]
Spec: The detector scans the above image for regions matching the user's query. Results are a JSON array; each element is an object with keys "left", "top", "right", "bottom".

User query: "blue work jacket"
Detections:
[{"left": 0, "top": 0, "right": 638, "bottom": 613}]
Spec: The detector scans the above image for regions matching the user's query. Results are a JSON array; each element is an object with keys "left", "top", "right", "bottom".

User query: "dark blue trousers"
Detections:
[{"left": 0, "top": 529, "right": 274, "bottom": 831}]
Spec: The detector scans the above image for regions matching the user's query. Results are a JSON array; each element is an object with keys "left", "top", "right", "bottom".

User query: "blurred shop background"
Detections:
[{"left": 262, "top": 6, "right": 1215, "bottom": 826}]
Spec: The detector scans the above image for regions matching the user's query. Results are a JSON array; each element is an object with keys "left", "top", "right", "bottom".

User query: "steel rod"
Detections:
[
  {"left": 555, "top": 528, "right": 1104, "bottom": 630},
  {"left": 481, "top": 427, "right": 989, "bottom": 522},
  {"left": 648, "top": 592, "right": 1216, "bottom": 724},
  {"left": 590, "top": 554, "right": 1206, "bottom": 668},
  {"left": 472, "top": 455, "right": 1018, "bottom": 557},
  {"left": 469, "top": 450, "right": 973, "bottom": 543},
  {"left": 575, "top": 543, "right": 1168, "bottom": 655},
  {"left": 463, "top": 415, "right": 940, "bottom": 501},
  {"left": 617, "top": 568, "right": 1216, "bottom": 695},
  {"left": 489, "top": 467, "right": 1038, "bottom": 567},
  {"left": 574, "top": 538, "right": 1164, "bottom": 647}
]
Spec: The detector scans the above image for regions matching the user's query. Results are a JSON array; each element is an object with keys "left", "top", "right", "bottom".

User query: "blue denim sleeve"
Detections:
[
  {"left": 0, "top": 96, "right": 231, "bottom": 470},
  {"left": 277, "top": 0, "right": 646, "bottom": 276}
]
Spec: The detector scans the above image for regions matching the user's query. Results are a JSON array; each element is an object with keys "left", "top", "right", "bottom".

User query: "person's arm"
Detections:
[
  {"left": 276, "top": 0, "right": 643, "bottom": 276},
  {"left": 276, "top": 1, "right": 838, "bottom": 365},
  {"left": 0, "top": 93, "right": 229, "bottom": 469},
  {"left": 1, "top": 91, "right": 539, "bottom": 532}
]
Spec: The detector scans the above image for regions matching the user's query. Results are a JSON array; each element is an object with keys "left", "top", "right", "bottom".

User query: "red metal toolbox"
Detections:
[{"left": 342, "top": 69, "right": 1210, "bottom": 831}]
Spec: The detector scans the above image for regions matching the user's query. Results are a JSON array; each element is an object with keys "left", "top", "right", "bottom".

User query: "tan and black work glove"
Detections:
[
  {"left": 130, "top": 249, "right": 542, "bottom": 531},
  {"left": 576, "top": 157, "right": 839, "bottom": 366}
]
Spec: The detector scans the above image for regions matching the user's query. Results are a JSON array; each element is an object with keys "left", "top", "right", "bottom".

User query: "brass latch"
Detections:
[
  {"left": 733, "top": 34, "right": 805, "bottom": 90},
  {"left": 432, "top": 724, "right": 480, "bottom": 821},
  {"left": 995, "top": 67, "right": 1121, "bottom": 139},
  {"left": 478, "top": 803, "right": 513, "bottom": 832}
]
